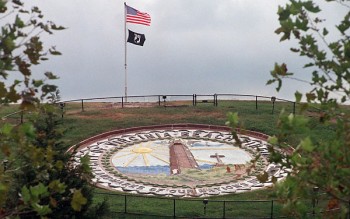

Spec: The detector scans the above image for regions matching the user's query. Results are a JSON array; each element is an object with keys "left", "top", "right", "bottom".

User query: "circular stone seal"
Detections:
[{"left": 70, "top": 124, "right": 289, "bottom": 197}]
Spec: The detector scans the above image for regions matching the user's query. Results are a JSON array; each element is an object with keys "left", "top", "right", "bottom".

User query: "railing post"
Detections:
[
  {"left": 202, "top": 199, "right": 209, "bottom": 216},
  {"left": 173, "top": 199, "right": 176, "bottom": 218},
  {"left": 271, "top": 97, "right": 276, "bottom": 114},
  {"left": 59, "top": 103, "right": 65, "bottom": 119},
  {"left": 293, "top": 102, "right": 296, "bottom": 115},
  {"left": 223, "top": 201, "right": 226, "bottom": 218},
  {"left": 122, "top": 97, "right": 124, "bottom": 108},
  {"left": 192, "top": 94, "right": 195, "bottom": 106},
  {"left": 124, "top": 195, "right": 127, "bottom": 213},
  {"left": 270, "top": 200, "right": 274, "bottom": 219},
  {"left": 213, "top": 94, "right": 216, "bottom": 106},
  {"left": 255, "top": 96, "right": 258, "bottom": 110},
  {"left": 347, "top": 200, "right": 350, "bottom": 219},
  {"left": 81, "top": 99, "right": 84, "bottom": 112},
  {"left": 194, "top": 94, "right": 197, "bottom": 106},
  {"left": 158, "top": 95, "right": 161, "bottom": 106}
]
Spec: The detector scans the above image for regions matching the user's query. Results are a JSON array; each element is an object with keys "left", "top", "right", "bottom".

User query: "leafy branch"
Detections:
[{"left": 266, "top": 0, "right": 350, "bottom": 217}]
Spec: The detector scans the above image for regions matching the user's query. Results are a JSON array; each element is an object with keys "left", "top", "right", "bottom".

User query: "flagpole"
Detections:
[{"left": 124, "top": 2, "right": 128, "bottom": 102}]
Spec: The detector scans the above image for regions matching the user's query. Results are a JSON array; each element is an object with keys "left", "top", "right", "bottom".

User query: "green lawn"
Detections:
[{"left": 57, "top": 100, "right": 293, "bottom": 146}]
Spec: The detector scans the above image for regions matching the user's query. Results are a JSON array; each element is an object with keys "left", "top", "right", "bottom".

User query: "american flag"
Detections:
[{"left": 125, "top": 4, "right": 151, "bottom": 26}]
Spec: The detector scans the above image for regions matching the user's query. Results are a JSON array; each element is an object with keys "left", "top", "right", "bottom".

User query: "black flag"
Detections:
[{"left": 127, "top": 29, "right": 146, "bottom": 46}]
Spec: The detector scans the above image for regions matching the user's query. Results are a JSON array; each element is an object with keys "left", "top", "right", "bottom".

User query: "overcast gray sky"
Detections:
[{"left": 21, "top": 1, "right": 346, "bottom": 101}]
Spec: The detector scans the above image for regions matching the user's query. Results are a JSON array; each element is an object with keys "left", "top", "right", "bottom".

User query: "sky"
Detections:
[{"left": 12, "top": 1, "right": 348, "bottom": 102}]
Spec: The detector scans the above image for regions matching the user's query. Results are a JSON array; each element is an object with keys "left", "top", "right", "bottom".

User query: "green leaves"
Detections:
[
  {"left": 298, "top": 137, "right": 314, "bottom": 152},
  {"left": 226, "top": 112, "right": 242, "bottom": 146},
  {"left": 271, "top": 0, "right": 350, "bottom": 105},
  {"left": 15, "top": 57, "right": 31, "bottom": 76},
  {"left": 268, "top": 135, "right": 278, "bottom": 145},
  {"left": 322, "top": 28, "right": 328, "bottom": 36},
  {"left": 21, "top": 186, "right": 31, "bottom": 203},
  {"left": 49, "top": 48, "right": 62, "bottom": 56},
  {"left": 294, "top": 91, "right": 302, "bottom": 103},
  {"left": 71, "top": 190, "right": 87, "bottom": 211},
  {"left": 24, "top": 36, "right": 43, "bottom": 65},
  {"left": 226, "top": 112, "right": 239, "bottom": 127},
  {"left": 48, "top": 180, "right": 66, "bottom": 194},
  {"left": 0, "top": 0, "right": 65, "bottom": 105},
  {"left": 275, "top": 1, "right": 319, "bottom": 42},
  {"left": 344, "top": 41, "right": 350, "bottom": 60},
  {"left": 295, "top": 17, "right": 308, "bottom": 31},
  {"left": 302, "top": 1, "right": 320, "bottom": 13},
  {"left": 2, "top": 37, "right": 16, "bottom": 54},
  {"left": 41, "top": 84, "right": 57, "bottom": 95},
  {"left": 0, "top": 2, "right": 102, "bottom": 218},
  {"left": 0, "top": 1, "right": 7, "bottom": 13},
  {"left": 30, "top": 183, "right": 49, "bottom": 200},
  {"left": 267, "top": 1, "right": 350, "bottom": 216},
  {"left": 268, "top": 63, "right": 293, "bottom": 91},
  {"left": 44, "top": 72, "right": 59, "bottom": 80},
  {"left": 336, "top": 11, "right": 350, "bottom": 35},
  {"left": 0, "top": 82, "right": 6, "bottom": 99},
  {"left": 21, "top": 183, "right": 52, "bottom": 216},
  {"left": 51, "top": 24, "right": 66, "bottom": 31},
  {"left": 13, "top": 0, "right": 23, "bottom": 6},
  {"left": 80, "top": 155, "right": 92, "bottom": 173},
  {"left": 277, "top": 5, "right": 291, "bottom": 21},
  {"left": 33, "top": 203, "right": 52, "bottom": 216},
  {"left": 32, "top": 79, "right": 44, "bottom": 87},
  {"left": 1, "top": 123, "right": 13, "bottom": 136},
  {"left": 256, "top": 171, "right": 269, "bottom": 183},
  {"left": 15, "top": 15, "right": 25, "bottom": 28},
  {"left": 7, "top": 83, "right": 21, "bottom": 103}
]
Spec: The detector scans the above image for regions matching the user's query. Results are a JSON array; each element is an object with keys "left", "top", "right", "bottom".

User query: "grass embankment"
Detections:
[
  {"left": 59, "top": 100, "right": 337, "bottom": 149},
  {"left": 59, "top": 100, "right": 289, "bottom": 146},
  {"left": 0, "top": 100, "right": 342, "bottom": 218}
]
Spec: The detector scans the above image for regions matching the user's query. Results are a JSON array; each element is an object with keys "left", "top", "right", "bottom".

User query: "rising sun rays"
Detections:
[{"left": 112, "top": 141, "right": 170, "bottom": 167}]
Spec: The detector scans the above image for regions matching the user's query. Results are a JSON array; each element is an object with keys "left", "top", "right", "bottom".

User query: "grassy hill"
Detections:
[{"left": 0, "top": 100, "right": 342, "bottom": 218}]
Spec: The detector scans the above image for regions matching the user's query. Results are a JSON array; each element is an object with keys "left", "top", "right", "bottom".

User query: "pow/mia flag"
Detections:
[{"left": 127, "top": 29, "right": 146, "bottom": 46}]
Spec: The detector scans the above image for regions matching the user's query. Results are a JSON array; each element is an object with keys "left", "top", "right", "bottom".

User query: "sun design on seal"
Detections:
[{"left": 111, "top": 141, "right": 170, "bottom": 167}]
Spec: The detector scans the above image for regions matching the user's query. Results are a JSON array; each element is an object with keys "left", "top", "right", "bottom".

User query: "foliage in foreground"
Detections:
[
  {"left": 0, "top": 1, "right": 107, "bottom": 218},
  {"left": 266, "top": 0, "right": 350, "bottom": 217}
]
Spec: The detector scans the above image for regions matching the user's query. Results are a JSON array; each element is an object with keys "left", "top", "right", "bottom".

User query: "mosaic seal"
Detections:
[{"left": 70, "top": 124, "right": 290, "bottom": 197}]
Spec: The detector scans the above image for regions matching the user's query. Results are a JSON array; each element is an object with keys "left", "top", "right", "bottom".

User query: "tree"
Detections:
[
  {"left": 267, "top": 0, "right": 350, "bottom": 217},
  {"left": 0, "top": 1, "right": 107, "bottom": 218},
  {"left": 0, "top": 1, "right": 62, "bottom": 106}
]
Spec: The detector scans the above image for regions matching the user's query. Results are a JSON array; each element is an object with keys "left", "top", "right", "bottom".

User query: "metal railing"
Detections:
[
  {"left": 1, "top": 93, "right": 299, "bottom": 124},
  {"left": 60, "top": 93, "right": 297, "bottom": 114},
  {"left": 1, "top": 110, "right": 25, "bottom": 124},
  {"left": 94, "top": 192, "right": 280, "bottom": 219},
  {"left": 93, "top": 192, "right": 345, "bottom": 218}
]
